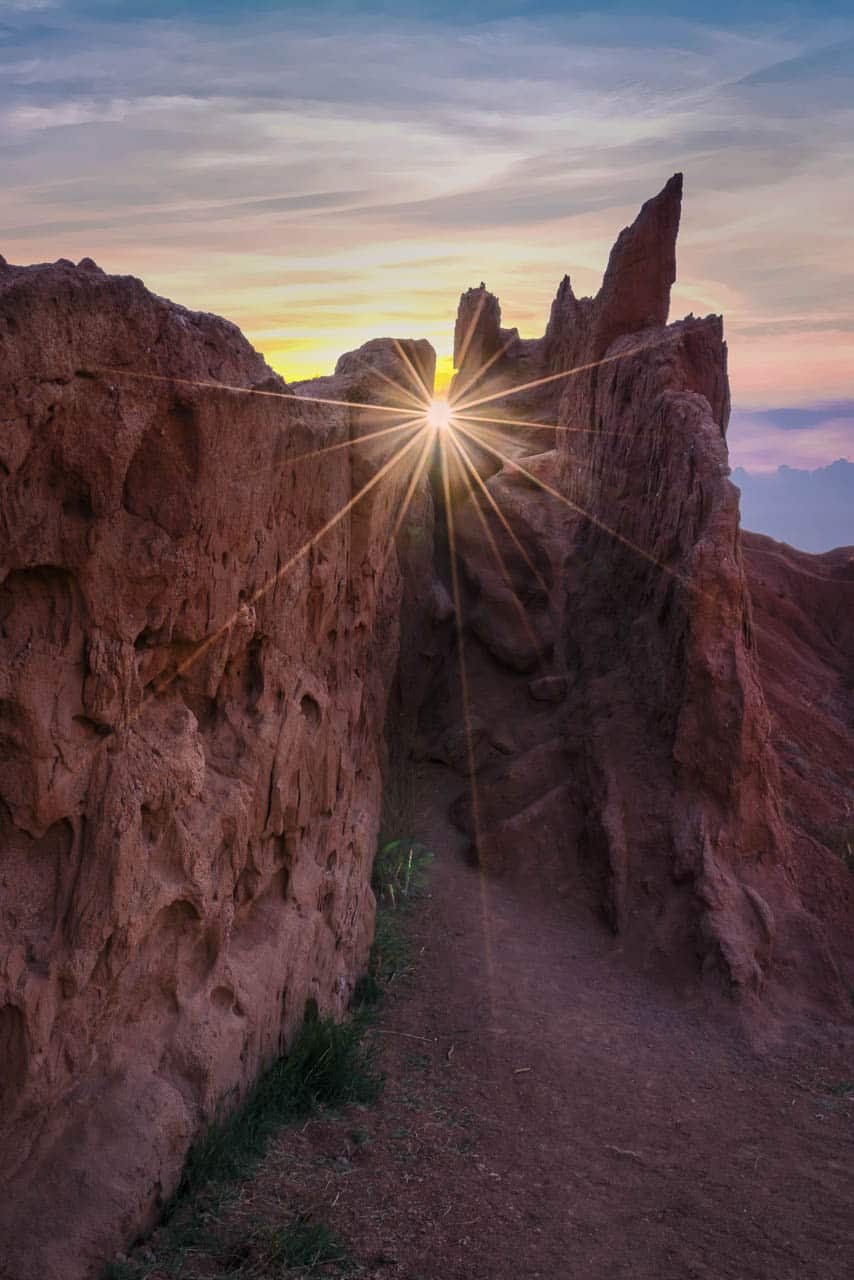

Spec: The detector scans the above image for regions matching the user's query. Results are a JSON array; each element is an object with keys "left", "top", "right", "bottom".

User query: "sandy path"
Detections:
[
  {"left": 354, "top": 763, "right": 853, "bottom": 1279},
  {"left": 137, "top": 760, "right": 853, "bottom": 1279}
]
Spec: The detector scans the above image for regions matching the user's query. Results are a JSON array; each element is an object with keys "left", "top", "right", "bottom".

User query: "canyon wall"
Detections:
[
  {"left": 434, "top": 176, "right": 851, "bottom": 1016},
  {"left": 0, "top": 256, "right": 433, "bottom": 1278}
]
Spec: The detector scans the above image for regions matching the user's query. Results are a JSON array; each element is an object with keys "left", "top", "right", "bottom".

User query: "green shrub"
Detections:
[
  {"left": 371, "top": 838, "right": 433, "bottom": 907},
  {"left": 352, "top": 837, "right": 433, "bottom": 1015}
]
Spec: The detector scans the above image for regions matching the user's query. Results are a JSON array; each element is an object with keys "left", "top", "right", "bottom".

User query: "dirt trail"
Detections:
[
  {"left": 331, "top": 762, "right": 853, "bottom": 1280},
  {"left": 142, "top": 761, "right": 853, "bottom": 1280}
]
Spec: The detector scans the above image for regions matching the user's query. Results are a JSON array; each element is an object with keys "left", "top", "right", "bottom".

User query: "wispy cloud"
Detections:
[
  {"left": 0, "top": 1, "right": 851, "bottom": 427},
  {"left": 0, "top": 1, "right": 61, "bottom": 12}
]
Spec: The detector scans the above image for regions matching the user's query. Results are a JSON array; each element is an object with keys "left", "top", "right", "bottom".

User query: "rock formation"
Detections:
[
  {"left": 0, "top": 257, "right": 432, "bottom": 1278},
  {"left": 429, "top": 175, "right": 851, "bottom": 1017},
  {"left": 741, "top": 532, "right": 854, "bottom": 978}
]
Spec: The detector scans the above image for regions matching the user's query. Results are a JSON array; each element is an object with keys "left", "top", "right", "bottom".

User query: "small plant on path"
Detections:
[{"left": 372, "top": 837, "right": 433, "bottom": 908}]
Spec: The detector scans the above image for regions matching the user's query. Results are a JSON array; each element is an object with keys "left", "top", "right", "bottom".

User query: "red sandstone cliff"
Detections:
[
  {"left": 435, "top": 176, "right": 852, "bottom": 1017},
  {"left": 0, "top": 257, "right": 432, "bottom": 1278},
  {"left": 742, "top": 533, "right": 854, "bottom": 977}
]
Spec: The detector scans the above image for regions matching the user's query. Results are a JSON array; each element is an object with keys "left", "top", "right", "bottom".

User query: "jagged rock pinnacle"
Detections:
[{"left": 592, "top": 171, "right": 683, "bottom": 357}]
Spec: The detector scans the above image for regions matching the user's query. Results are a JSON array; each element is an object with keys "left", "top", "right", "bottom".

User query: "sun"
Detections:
[{"left": 426, "top": 397, "right": 453, "bottom": 432}]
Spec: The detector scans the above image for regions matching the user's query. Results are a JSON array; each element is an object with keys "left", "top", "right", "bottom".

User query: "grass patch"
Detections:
[
  {"left": 106, "top": 831, "right": 432, "bottom": 1279},
  {"left": 271, "top": 1216, "right": 352, "bottom": 1271},
  {"left": 167, "top": 1010, "right": 380, "bottom": 1218},
  {"left": 372, "top": 838, "right": 433, "bottom": 908},
  {"left": 214, "top": 1214, "right": 353, "bottom": 1276},
  {"left": 105, "top": 1011, "right": 379, "bottom": 1278},
  {"left": 352, "top": 838, "right": 433, "bottom": 1016}
]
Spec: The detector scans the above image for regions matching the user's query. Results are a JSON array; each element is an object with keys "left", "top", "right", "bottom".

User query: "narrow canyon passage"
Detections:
[
  {"left": 3, "top": 173, "right": 852, "bottom": 1276},
  {"left": 109, "top": 757, "right": 854, "bottom": 1279}
]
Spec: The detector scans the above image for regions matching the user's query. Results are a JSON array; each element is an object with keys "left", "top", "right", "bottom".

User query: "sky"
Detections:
[{"left": 1, "top": 0, "right": 852, "bottom": 474}]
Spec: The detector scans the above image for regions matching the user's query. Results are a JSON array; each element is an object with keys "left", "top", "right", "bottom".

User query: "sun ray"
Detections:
[
  {"left": 438, "top": 430, "right": 500, "bottom": 1035},
  {"left": 450, "top": 417, "right": 546, "bottom": 461},
  {"left": 453, "top": 410, "right": 616, "bottom": 438},
  {"left": 451, "top": 290, "right": 487, "bottom": 380},
  {"left": 345, "top": 351, "right": 428, "bottom": 413},
  {"left": 151, "top": 424, "right": 431, "bottom": 700},
  {"left": 448, "top": 428, "right": 550, "bottom": 595},
  {"left": 458, "top": 425, "right": 635, "bottom": 511},
  {"left": 243, "top": 413, "right": 428, "bottom": 476},
  {"left": 378, "top": 427, "right": 436, "bottom": 575},
  {"left": 452, "top": 419, "right": 690, "bottom": 590},
  {"left": 447, "top": 432, "right": 548, "bottom": 664},
  {"left": 439, "top": 432, "right": 483, "bottom": 840},
  {"left": 456, "top": 416, "right": 760, "bottom": 651},
  {"left": 391, "top": 339, "right": 434, "bottom": 407},
  {"left": 388, "top": 428, "right": 436, "bottom": 546},
  {"left": 451, "top": 334, "right": 664, "bottom": 415},
  {"left": 451, "top": 419, "right": 787, "bottom": 685},
  {"left": 40, "top": 424, "right": 432, "bottom": 810},
  {"left": 449, "top": 332, "right": 517, "bottom": 407},
  {"left": 88, "top": 365, "right": 429, "bottom": 418}
]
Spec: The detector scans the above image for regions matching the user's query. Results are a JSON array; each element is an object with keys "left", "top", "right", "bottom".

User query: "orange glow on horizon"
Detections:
[{"left": 433, "top": 355, "right": 455, "bottom": 394}]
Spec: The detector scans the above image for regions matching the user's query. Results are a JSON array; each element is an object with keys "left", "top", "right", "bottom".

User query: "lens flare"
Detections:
[{"left": 427, "top": 397, "right": 453, "bottom": 432}]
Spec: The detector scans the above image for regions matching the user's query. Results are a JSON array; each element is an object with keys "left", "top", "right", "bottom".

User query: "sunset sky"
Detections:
[{"left": 2, "top": 0, "right": 852, "bottom": 472}]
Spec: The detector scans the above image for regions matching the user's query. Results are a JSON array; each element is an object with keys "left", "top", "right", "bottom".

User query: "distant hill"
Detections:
[{"left": 732, "top": 458, "right": 854, "bottom": 553}]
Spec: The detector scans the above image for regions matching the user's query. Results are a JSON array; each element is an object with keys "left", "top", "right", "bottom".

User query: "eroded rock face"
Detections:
[
  {"left": 741, "top": 533, "right": 854, "bottom": 979},
  {"left": 0, "top": 259, "right": 433, "bottom": 1278},
  {"left": 434, "top": 176, "right": 851, "bottom": 1017}
]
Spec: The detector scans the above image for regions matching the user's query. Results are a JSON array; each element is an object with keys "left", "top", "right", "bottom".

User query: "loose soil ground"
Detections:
[{"left": 138, "top": 762, "right": 853, "bottom": 1280}]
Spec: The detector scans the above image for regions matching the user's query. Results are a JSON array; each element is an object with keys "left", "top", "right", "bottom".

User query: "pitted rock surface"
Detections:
[
  {"left": 0, "top": 258, "right": 432, "bottom": 1279},
  {"left": 436, "top": 176, "right": 852, "bottom": 1018}
]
